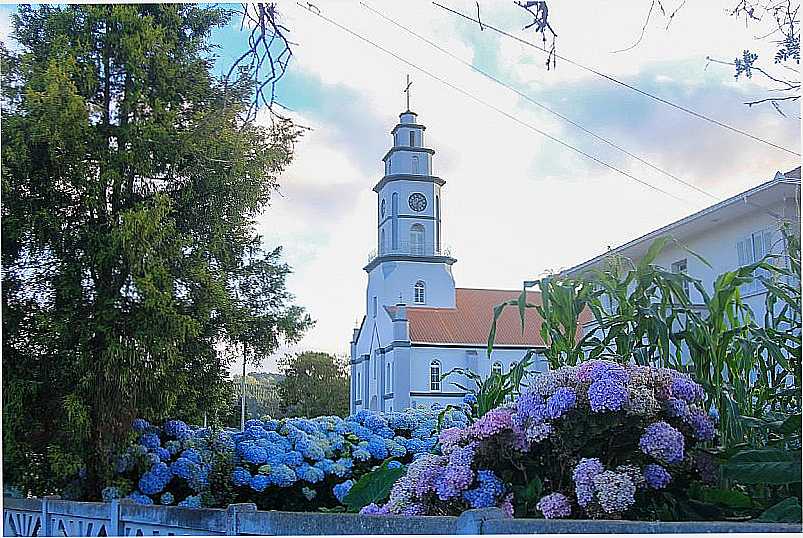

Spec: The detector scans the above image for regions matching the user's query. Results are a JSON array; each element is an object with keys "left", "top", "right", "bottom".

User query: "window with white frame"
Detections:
[
  {"left": 671, "top": 258, "right": 689, "bottom": 299},
  {"left": 372, "top": 296, "right": 377, "bottom": 318},
  {"left": 491, "top": 362, "right": 503, "bottom": 377},
  {"left": 430, "top": 360, "right": 441, "bottom": 391},
  {"left": 737, "top": 229, "right": 775, "bottom": 293},
  {"left": 409, "top": 130, "right": 415, "bottom": 147},
  {"left": 412, "top": 155, "right": 419, "bottom": 174},
  {"left": 356, "top": 371, "right": 361, "bottom": 400},
  {"left": 414, "top": 281, "right": 426, "bottom": 304},
  {"left": 386, "top": 361, "right": 392, "bottom": 393}
]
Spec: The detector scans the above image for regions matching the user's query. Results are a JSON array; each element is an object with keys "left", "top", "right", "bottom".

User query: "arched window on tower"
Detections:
[
  {"left": 509, "top": 361, "right": 518, "bottom": 373},
  {"left": 414, "top": 281, "right": 426, "bottom": 304},
  {"left": 380, "top": 229, "right": 385, "bottom": 254},
  {"left": 430, "top": 360, "right": 441, "bottom": 391},
  {"left": 436, "top": 195, "right": 441, "bottom": 252},
  {"left": 491, "top": 362, "right": 503, "bottom": 377},
  {"left": 386, "top": 361, "right": 392, "bottom": 393},
  {"left": 410, "top": 223, "right": 425, "bottom": 255},
  {"left": 409, "top": 130, "right": 415, "bottom": 147},
  {"left": 412, "top": 155, "right": 419, "bottom": 174},
  {"left": 391, "top": 193, "right": 399, "bottom": 249}
]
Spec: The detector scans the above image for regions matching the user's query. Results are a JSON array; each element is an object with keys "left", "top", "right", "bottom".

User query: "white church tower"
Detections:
[{"left": 363, "top": 105, "right": 457, "bottom": 312}]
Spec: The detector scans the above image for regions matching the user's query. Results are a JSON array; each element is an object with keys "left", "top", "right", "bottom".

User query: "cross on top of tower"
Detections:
[{"left": 403, "top": 74, "right": 413, "bottom": 112}]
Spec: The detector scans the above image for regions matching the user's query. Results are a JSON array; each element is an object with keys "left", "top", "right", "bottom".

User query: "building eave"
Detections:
[
  {"left": 562, "top": 177, "right": 801, "bottom": 277},
  {"left": 373, "top": 174, "right": 446, "bottom": 193},
  {"left": 363, "top": 254, "right": 457, "bottom": 272},
  {"left": 382, "top": 146, "right": 435, "bottom": 162}
]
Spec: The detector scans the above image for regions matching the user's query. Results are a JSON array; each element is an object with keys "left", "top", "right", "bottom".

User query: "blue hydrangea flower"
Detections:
[
  {"left": 156, "top": 447, "right": 171, "bottom": 461},
  {"left": 164, "top": 420, "right": 190, "bottom": 439},
  {"left": 132, "top": 419, "right": 150, "bottom": 432},
  {"left": 160, "top": 492, "right": 174, "bottom": 505},
  {"left": 250, "top": 474, "right": 270, "bottom": 492},
  {"left": 242, "top": 444, "right": 269, "bottom": 465},
  {"left": 665, "top": 398, "right": 689, "bottom": 418},
  {"left": 297, "top": 464, "right": 325, "bottom": 484},
  {"left": 367, "top": 437, "right": 389, "bottom": 460},
  {"left": 269, "top": 464, "right": 297, "bottom": 487},
  {"left": 387, "top": 461, "right": 402, "bottom": 470},
  {"left": 639, "top": 421, "right": 685, "bottom": 464},
  {"left": 573, "top": 458, "right": 604, "bottom": 507},
  {"left": 232, "top": 466, "right": 251, "bottom": 487},
  {"left": 101, "top": 487, "right": 120, "bottom": 503},
  {"left": 352, "top": 447, "right": 371, "bottom": 462},
  {"left": 333, "top": 480, "right": 354, "bottom": 502},
  {"left": 127, "top": 491, "right": 153, "bottom": 505},
  {"left": 140, "top": 433, "right": 161, "bottom": 450},
  {"left": 181, "top": 449, "right": 202, "bottom": 464},
  {"left": 462, "top": 470, "right": 506, "bottom": 509},
  {"left": 463, "top": 393, "right": 477, "bottom": 406},
  {"left": 178, "top": 495, "right": 201, "bottom": 508},
  {"left": 283, "top": 451, "right": 304, "bottom": 467},
  {"left": 171, "top": 458, "right": 194, "bottom": 480},
  {"left": 643, "top": 464, "right": 672, "bottom": 489}
]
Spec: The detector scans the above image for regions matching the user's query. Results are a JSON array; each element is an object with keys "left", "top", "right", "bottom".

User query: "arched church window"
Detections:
[
  {"left": 410, "top": 223, "right": 425, "bottom": 255},
  {"left": 356, "top": 372, "right": 361, "bottom": 400},
  {"left": 392, "top": 193, "right": 399, "bottom": 249},
  {"left": 412, "top": 155, "right": 419, "bottom": 174},
  {"left": 509, "top": 361, "right": 517, "bottom": 373},
  {"left": 381, "top": 199, "right": 386, "bottom": 218},
  {"left": 386, "top": 362, "right": 392, "bottom": 393},
  {"left": 409, "top": 130, "right": 415, "bottom": 147},
  {"left": 430, "top": 360, "right": 441, "bottom": 391},
  {"left": 491, "top": 362, "right": 503, "bottom": 377},
  {"left": 414, "top": 281, "right": 425, "bottom": 304}
]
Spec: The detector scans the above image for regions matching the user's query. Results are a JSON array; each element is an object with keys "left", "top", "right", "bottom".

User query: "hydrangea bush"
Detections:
[
  {"left": 104, "top": 406, "right": 469, "bottom": 510},
  {"left": 362, "top": 360, "right": 717, "bottom": 520}
]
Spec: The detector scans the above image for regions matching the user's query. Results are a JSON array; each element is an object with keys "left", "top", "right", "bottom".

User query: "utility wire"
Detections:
[
  {"left": 433, "top": 1, "right": 801, "bottom": 157},
  {"left": 297, "top": 2, "right": 696, "bottom": 206},
  {"left": 361, "top": 1, "right": 718, "bottom": 201}
]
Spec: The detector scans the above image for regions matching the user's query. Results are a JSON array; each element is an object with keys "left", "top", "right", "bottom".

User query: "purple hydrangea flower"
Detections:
[
  {"left": 670, "top": 375, "right": 704, "bottom": 403},
  {"left": 593, "top": 471, "right": 636, "bottom": 514},
  {"left": 360, "top": 503, "right": 390, "bottom": 515},
  {"left": 536, "top": 492, "right": 572, "bottom": 519},
  {"left": 685, "top": 409, "right": 715, "bottom": 441},
  {"left": 573, "top": 458, "right": 604, "bottom": 507},
  {"left": 639, "top": 421, "right": 685, "bottom": 464},
  {"left": 578, "top": 360, "right": 629, "bottom": 384},
  {"left": 665, "top": 398, "right": 689, "bottom": 418},
  {"left": 587, "top": 379, "right": 629, "bottom": 412},
  {"left": 545, "top": 387, "right": 577, "bottom": 419},
  {"left": 643, "top": 464, "right": 672, "bottom": 489},
  {"left": 470, "top": 408, "right": 516, "bottom": 439}
]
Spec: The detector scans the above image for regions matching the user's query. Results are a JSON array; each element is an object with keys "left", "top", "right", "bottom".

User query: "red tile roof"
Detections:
[{"left": 405, "top": 288, "right": 589, "bottom": 346}]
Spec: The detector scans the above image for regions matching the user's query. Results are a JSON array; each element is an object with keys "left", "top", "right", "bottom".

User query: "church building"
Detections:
[{"left": 349, "top": 106, "right": 547, "bottom": 413}]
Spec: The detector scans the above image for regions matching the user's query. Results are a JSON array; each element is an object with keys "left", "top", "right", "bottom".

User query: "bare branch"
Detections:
[
  {"left": 514, "top": 1, "right": 558, "bottom": 69},
  {"left": 611, "top": 0, "right": 657, "bottom": 53}
]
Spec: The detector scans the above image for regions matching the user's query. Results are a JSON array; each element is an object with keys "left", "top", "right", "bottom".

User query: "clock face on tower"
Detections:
[{"left": 408, "top": 193, "right": 427, "bottom": 212}]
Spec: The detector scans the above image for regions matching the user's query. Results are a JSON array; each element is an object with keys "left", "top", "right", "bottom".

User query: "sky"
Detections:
[{"left": 1, "top": 1, "right": 800, "bottom": 373}]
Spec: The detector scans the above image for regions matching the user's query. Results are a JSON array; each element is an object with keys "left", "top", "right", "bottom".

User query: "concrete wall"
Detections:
[{"left": 6, "top": 498, "right": 800, "bottom": 536}]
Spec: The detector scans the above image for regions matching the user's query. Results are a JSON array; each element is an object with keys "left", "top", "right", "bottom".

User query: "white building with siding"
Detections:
[{"left": 563, "top": 167, "right": 801, "bottom": 334}]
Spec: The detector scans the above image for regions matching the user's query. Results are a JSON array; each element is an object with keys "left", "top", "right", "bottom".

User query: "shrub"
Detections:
[
  {"left": 103, "top": 406, "right": 469, "bottom": 510},
  {"left": 368, "top": 360, "right": 716, "bottom": 520}
]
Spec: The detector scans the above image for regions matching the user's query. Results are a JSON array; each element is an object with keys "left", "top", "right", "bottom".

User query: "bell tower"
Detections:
[{"left": 364, "top": 79, "right": 456, "bottom": 313}]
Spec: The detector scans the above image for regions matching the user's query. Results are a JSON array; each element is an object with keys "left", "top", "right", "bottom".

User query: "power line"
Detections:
[
  {"left": 361, "top": 1, "right": 718, "bottom": 201},
  {"left": 296, "top": 2, "right": 697, "bottom": 206},
  {"left": 433, "top": 1, "right": 801, "bottom": 158}
]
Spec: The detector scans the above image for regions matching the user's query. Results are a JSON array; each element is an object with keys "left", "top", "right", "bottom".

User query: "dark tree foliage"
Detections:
[
  {"left": 1, "top": 4, "right": 312, "bottom": 498},
  {"left": 278, "top": 352, "right": 350, "bottom": 418}
]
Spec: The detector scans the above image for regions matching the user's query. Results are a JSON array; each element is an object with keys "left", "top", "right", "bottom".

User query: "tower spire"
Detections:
[{"left": 403, "top": 74, "right": 413, "bottom": 112}]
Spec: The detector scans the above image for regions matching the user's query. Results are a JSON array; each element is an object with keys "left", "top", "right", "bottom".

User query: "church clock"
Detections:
[{"left": 408, "top": 193, "right": 427, "bottom": 212}]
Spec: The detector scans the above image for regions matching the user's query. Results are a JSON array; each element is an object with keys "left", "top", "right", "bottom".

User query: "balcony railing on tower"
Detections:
[{"left": 367, "top": 241, "right": 453, "bottom": 264}]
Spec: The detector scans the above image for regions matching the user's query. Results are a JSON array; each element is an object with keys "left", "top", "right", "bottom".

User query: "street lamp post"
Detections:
[{"left": 241, "top": 342, "right": 247, "bottom": 431}]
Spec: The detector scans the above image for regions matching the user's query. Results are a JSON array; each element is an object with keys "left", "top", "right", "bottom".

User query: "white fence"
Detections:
[{"left": 4, "top": 497, "right": 800, "bottom": 536}]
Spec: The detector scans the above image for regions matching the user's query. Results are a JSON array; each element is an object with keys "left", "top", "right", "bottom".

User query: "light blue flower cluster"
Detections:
[
  {"left": 535, "top": 492, "right": 572, "bottom": 519},
  {"left": 462, "top": 470, "right": 506, "bottom": 509}
]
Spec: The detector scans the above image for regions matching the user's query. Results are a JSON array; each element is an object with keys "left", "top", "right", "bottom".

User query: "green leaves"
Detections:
[
  {"left": 722, "top": 449, "right": 802, "bottom": 484},
  {"left": 755, "top": 497, "right": 803, "bottom": 523},
  {"left": 341, "top": 461, "right": 405, "bottom": 513}
]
